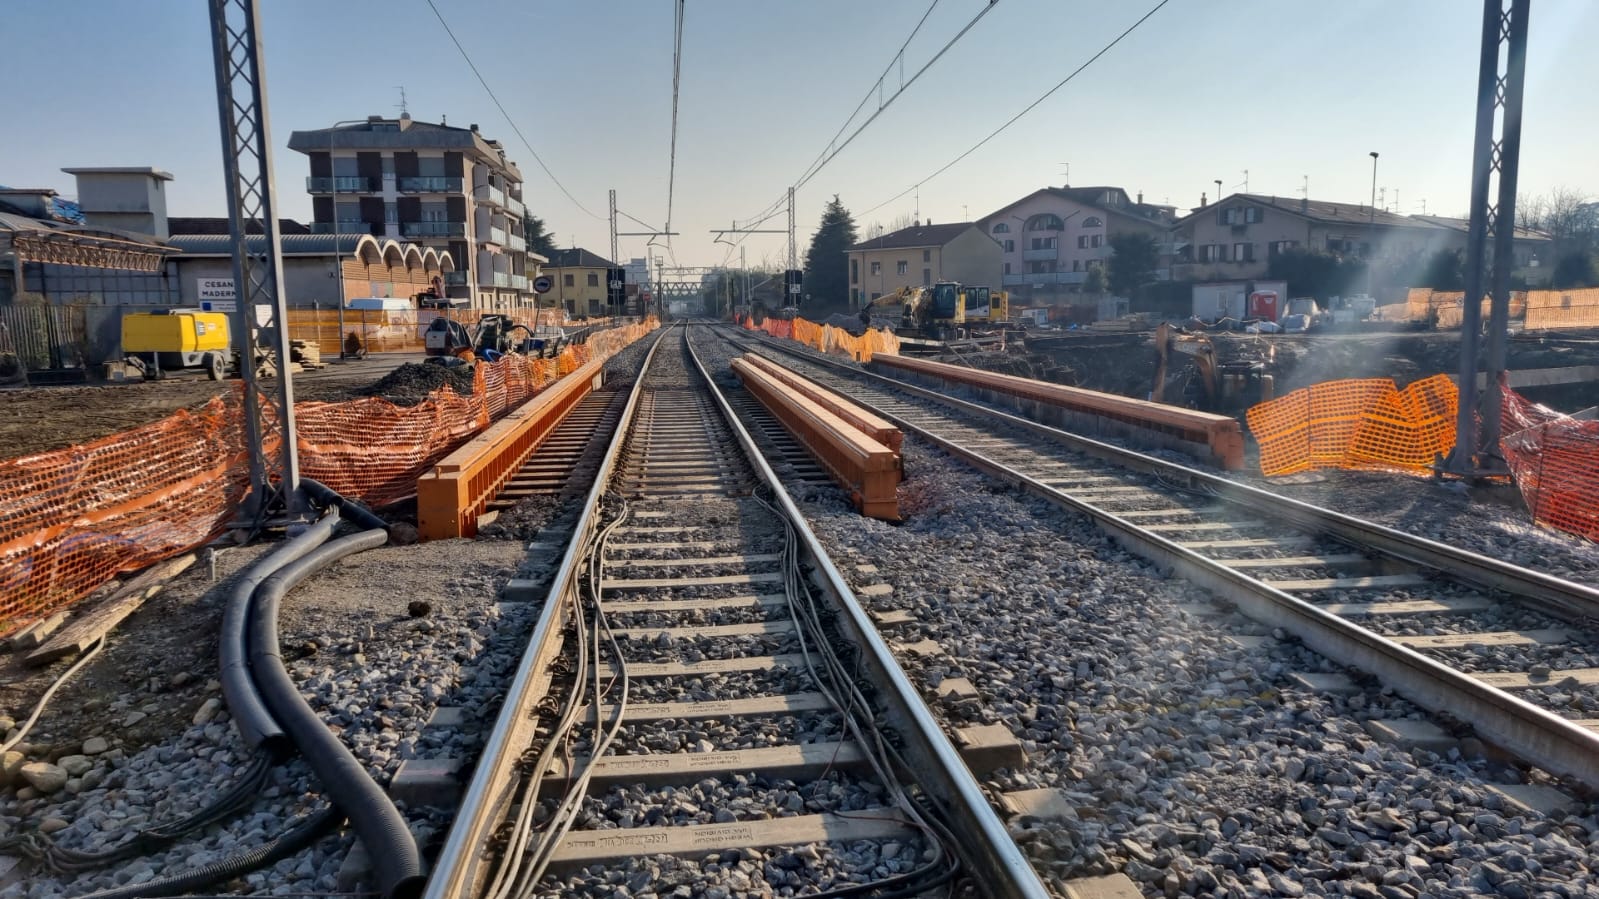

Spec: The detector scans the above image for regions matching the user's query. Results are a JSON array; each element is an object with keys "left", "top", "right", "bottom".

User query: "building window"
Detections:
[
  {"left": 1090, "top": 234, "right": 1103, "bottom": 248},
  {"left": 1003, "top": 239, "right": 1015, "bottom": 252},
  {"left": 1082, "top": 216, "right": 1103, "bottom": 228},
  {"left": 1004, "top": 262, "right": 1011, "bottom": 275},
  {"left": 1269, "top": 240, "right": 1298, "bottom": 257},
  {"left": 870, "top": 261, "right": 881, "bottom": 276},
  {"left": 922, "top": 249, "right": 931, "bottom": 263},
  {"left": 1026, "top": 213, "right": 1065, "bottom": 231},
  {"left": 1245, "top": 206, "right": 1262, "bottom": 224},
  {"left": 923, "top": 268, "right": 931, "bottom": 285},
  {"left": 1233, "top": 242, "right": 1254, "bottom": 262},
  {"left": 563, "top": 273, "right": 575, "bottom": 287},
  {"left": 1073, "top": 260, "right": 1082, "bottom": 272},
  {"left": 587, "top": 272, "right": 599, "bottom": 287},
  {"left": 850, "top": 259, "right": 859, "bottom": 284},
  {"left": 1220, "top": 207, "right": 1248, "bottom": 226},
  {"left": 384, "top": 203, "right": 397, "bottom": 223},
  {"left": 992, "top": 222, "right": 1010, "bottom": 233},
  {"left": 1077, "top": 235, "right": 1088, "bottom": 249},
  {"left": 897, "top": 260, "right": 908, "bottom": 275}
]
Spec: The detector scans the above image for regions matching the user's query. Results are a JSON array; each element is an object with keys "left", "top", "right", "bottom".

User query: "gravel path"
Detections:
[{"left": 695, "top": 327, "right": 1599, "bottom": 898}]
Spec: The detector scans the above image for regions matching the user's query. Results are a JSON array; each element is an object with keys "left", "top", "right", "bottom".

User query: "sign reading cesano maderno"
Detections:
[{"left": 198, "top": 278, "right": 235, "bottom": 301}]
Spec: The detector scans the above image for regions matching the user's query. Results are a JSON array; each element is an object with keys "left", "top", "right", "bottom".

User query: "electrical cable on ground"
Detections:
[
  {"left": 425, "top": 0, "right": 604, "bottom": 221},
  {"left": 859, "top": 0, "right": 1174, "bottom": 218}
]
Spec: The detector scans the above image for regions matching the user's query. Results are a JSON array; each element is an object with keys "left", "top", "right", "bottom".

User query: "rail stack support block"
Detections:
[
  {"left": 870, "top": 354, "right": 1246, "bottom": 470},
  {"left": 417, "top": 357, "right": 605, "bottom": 540},
  {"left": 739, "top": 353, "right": 903, "bottom": 452},
  {"left": 731, "top": 358, "right": 901, "bottom": 520}
]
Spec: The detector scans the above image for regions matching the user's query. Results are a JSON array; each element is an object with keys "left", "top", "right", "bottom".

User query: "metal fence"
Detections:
[{"left": 0, "top": 304, "right": 90, "bottom": 371}]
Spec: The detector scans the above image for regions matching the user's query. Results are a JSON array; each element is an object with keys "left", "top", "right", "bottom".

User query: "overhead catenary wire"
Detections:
[
  {"left": 726, "top": 0, "right": 998, "bottom": 250},
  {"left": 665, "top": 0, "right": 686, "bottom": 235},
  {"left": 859, "top": 0, "right": 1174, "bottom": 218},
  {"left": 425, "top": 0, "right": 604, "bottom": 221}
]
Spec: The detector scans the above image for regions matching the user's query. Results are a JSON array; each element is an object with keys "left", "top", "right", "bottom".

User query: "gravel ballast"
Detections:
[{"left": 694, "top": 326, "right": 1599, "bottom": 897}]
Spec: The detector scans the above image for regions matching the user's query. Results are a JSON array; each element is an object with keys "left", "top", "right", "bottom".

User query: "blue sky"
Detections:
[{"left": 3, "top": 0, "right": 1596, "bottom": 269}]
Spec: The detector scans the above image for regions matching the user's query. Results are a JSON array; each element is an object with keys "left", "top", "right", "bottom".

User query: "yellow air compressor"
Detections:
[{"left": 122, "top": 310, "right": 232, "bottom": 380}]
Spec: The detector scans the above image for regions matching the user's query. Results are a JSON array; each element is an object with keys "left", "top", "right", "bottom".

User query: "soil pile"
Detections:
[{"left": 359, "top": 362, "right": 475, "bottom": 406}]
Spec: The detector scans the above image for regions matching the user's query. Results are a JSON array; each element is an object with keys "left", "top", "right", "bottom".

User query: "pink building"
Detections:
[{"left": 976, "top": 186, "right": 1175, "bottom": 306}]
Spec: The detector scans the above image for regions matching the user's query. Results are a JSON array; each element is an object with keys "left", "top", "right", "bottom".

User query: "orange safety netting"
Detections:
[
  {"left": 0, "top": 397, "right": 251, "bottom": 637},
  {"left": 0, "top": 318, "right": 658, "bottom": 638},
  {"left": 1501, "top": 389, "right": 1599, "bottom": 541},
  {"left": 1247, "top": 376, "right": 1459, "bottom": 477},
  {"left": 741, "top": 315, "right": 900, "bottom": 363}
]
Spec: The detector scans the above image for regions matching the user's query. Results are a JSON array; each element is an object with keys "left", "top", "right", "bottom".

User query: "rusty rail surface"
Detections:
[
  {"left": 872, "top": 353, "right": 1245, "bottom": 470},
  {"left": 417, "top": 357, "right": 605, "bottom": 539},
  {"left": 731, "top": 358, "right": 901, "bottom": 520}
]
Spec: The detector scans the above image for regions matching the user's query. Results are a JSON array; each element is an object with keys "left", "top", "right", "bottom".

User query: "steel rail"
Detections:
[
  {"left": 721, "top": 326, "right": 1599, "bottom": 791},
  {"left": 424, "top": 324, "right": 675, "bottom": 899},
  {"left": 684, "top": 326, "right": 1050, "bottom": 899}
]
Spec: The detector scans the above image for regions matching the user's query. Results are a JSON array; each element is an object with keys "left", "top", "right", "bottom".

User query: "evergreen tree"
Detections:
[
  {"left": 1106, "top": 233, "right": 1159, "bottom": 297},
  {"left": 523, "top": 213, "right": 558, "bottom": 257},
  {"left": 802, "top": 195, "right": 859, "bottom": 312}
]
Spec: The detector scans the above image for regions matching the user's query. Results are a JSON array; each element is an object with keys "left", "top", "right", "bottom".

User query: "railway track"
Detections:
[
  {"left": 426, "top": 324, "right": 1048, "bottom": 898},
  {"left": 710, "top": 325, "right": 1599, "bottom": 794}
]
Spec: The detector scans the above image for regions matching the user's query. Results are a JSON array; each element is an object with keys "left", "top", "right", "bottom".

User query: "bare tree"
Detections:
[
  {"left": 1516, "top": 192, "right": 1548, "bottom": 232},
  {"left": 863, "top": 211, "right": 917, "bottom": 241},
  {"left": 1543, "top": 186, "right": 1595, "bottom": 244}
]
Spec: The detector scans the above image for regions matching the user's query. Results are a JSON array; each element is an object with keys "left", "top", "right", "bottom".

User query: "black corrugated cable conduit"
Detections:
[
  {"left": 300, "top": 477, "right": 391, "bottom": 533},
  {"left": 251, "top": 529, "right": 425, "bottom": 899},
  {"left": 72, "top": 806, "right": 343, "bottom": 899},
  {"left": 220, "top": 509, "right": 342, "bottom": 755}
]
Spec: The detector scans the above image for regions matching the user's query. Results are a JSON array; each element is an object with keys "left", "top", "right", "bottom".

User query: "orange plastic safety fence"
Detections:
[
  {"left": 1502, "top": 389, "right": 1599, "bottom": 542},
  {"left": 743, "top": 315, "right": 900, "bottom": 363},
  {"left": 0, "top": 396, "right": 250, "bottom": 637},
  {"left": 0, "top": 318, "right": 660, "bottom": 638},
  {"left": 1248, "top": 376, "right": 1459, "bottom": 476}
]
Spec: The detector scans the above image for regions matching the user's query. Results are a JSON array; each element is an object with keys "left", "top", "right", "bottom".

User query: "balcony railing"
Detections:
[
  {"left": 306, "top": 176, "right": 375, "bottom": 193},
  {"left": 474, "top": 183, "right": 506, "bottom": 208},
  {"left": 442, "top": 272, "right": 468, "bottom": 286},
  {"left": 1003, "top": 271, "right": 1086, "bottom": 287},
  {"left": 400, "top": 221, "right": 466, "bottom": 238},
  {"left": 484, "top": 226, "right": 509, "bottom": 246},
  {"left": 507, "top": 233, "right": 527, "bottom": 253},
  {"left": 397, "top": 176, "right": 464, "bottom": 193},
  {"left": 505, "top": 194, "right": 525, "bottom": 217},
  {"left": 509, "top": 274, "right": 529, "bottom": 291},
  {"left": 1022, "top": 247, "right": 1058, "bottom": 262}
]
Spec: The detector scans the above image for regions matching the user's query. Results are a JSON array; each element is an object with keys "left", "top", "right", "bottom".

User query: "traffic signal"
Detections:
[
  {"left": 607, "top": 268, "right": 626, "bottom": 310},
  {"left": 784, "top": 269, "right": 803, "bottom": 305}
]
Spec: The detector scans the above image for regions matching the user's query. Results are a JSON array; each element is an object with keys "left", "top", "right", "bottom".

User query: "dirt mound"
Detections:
[{"left": 359, "top": 362, "right": 475, "bottom": 406}]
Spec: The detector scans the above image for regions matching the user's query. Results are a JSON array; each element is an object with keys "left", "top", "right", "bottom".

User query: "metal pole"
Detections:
[
  {"left": 333, "top": 216, "right": 346, "bottom": 358},
  {"left": 1369, "top": 152, "right": 1379, "bottom": 224},
  {"left": 609, "top": 189, "right": 619, "bottom": 270},
  {"left": 787, "top": 187, "right": 797, "bottom": 271},
  {"left": 1446, "top": 0, "right": 1522, "bottom": 477},
  {"left": 208, "top": 0, "right": 303, "bottom": 517},
  {"left": 1482, "top": 0, "right": 1530, "bottom": 464}
]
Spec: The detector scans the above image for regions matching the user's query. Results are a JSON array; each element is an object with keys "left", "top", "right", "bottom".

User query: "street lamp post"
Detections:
[
  {"left": 1368, "top": 151, "right": 1380, "bottom": 224},
  {"left": 324, "top": 118, "right": 370, "bottom": 360}
]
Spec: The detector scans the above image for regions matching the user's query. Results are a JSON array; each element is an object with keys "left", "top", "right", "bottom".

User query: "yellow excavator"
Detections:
[{"left": 871, "top": 282, "right": 1010, "bottom": 340}]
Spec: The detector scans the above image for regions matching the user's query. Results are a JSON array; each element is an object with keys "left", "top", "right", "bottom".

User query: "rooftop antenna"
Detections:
[
  {"left": 1393, "top": 188, "right": 1400, "bottom": 214},
  {"left": 1241, "top": 169, "right": 1249, "bottom": 193},
  {"left": 1059, "top": 162, "right": 1069, "bottom": 185},
  {"left": 1299, "top": 175, "right": 1309, "bottom": 199},
  {"left": 1378, "top": 186, "right": 1386, "bottom": 211},
  {"left": 1419, "top": 198, "right": 1428, "bottom": 215},
  {"left": 394, "top": 86, "right": 409, "bottom": 117}
]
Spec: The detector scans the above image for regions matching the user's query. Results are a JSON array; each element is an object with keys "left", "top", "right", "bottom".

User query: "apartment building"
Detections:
[
  {"left": 845, "top": 221, "right": 1002, "bottom": 307},
  {"left": 544, "top": 248, "right": 616, "bottom": 316},
  {"left": 1172, "top": 193, "right": 1452, "bottom": 281},
  {"left": 288, "top": 115, "right": 543, "bottom": 310},
  {"left": 976, "top": 186, "right": 1176, "bottom": 303}
]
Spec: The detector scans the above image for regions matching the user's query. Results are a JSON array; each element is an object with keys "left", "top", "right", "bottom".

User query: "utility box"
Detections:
[{"left": 122, "top": 310, "right": 231, "bottom": 379}]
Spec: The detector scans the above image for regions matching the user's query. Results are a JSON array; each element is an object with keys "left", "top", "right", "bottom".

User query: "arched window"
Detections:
[
  {"left": 1025, "top": 214, "right": 1065, "bottom": 231},
  {"left": 1081, "top": 216, "right": 1103, "bottom": 228},
  {"left": 992, "top": 222, "right": 1010, "bottom": 233}
]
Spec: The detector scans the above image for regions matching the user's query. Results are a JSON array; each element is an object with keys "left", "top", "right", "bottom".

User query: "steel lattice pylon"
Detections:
[
  {"left": 208, "top": 0, "right": 303, "bottom": 517},
  {"left": 1444, "top": 0, "right": 1530, "bottom": 478}
]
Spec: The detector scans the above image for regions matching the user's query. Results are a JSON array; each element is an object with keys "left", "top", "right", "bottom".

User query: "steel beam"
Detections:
[
  {"left": 1445, "top": 0, "right": 1530, "bottom": 478},
  {"left": 208, "top": 0, "right": 303, "bottom": 517}
]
